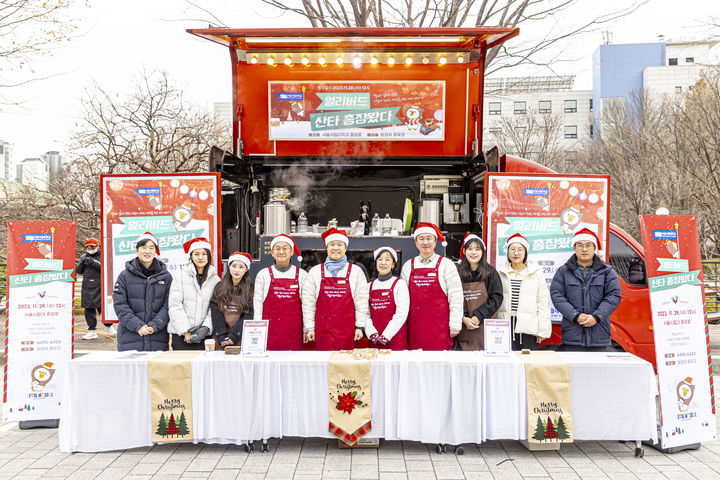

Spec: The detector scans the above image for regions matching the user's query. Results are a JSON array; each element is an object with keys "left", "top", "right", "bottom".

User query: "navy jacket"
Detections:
[
  {"left": 113, "top": 258, "right": 173, "bottom": 351},
  {"left": 76, "top": 251, "right": 101, "bottom": 308},
  {"left": 550, "top": 254, "right": 621, "bottom": 347}
]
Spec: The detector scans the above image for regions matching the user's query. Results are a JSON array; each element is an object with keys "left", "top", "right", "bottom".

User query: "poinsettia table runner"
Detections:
[
  {"left": 328, "top": 349, "right": 383, "bottom": 445},
  {"left": 148, "top": 351, "right": 202, "bottom": 442},
  {"left": 518, "top": 351, "right": 574, "bottom": 444}
]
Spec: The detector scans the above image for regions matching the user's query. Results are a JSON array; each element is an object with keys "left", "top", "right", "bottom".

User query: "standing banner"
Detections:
[
  {"left": 4, "top": 220, "right": 75, "bottom": 421},
  {"left": 101, "top": 173, "right": 221, "bottom": 321},
  {"left": 484, "top": 173, "right": 610, "bottom": 323},
  {"left": 268, "top": 81, "right": 445, "bottom": 141},
  {"left": 640, "top": 215, "right": 716, "bottom": 448}
]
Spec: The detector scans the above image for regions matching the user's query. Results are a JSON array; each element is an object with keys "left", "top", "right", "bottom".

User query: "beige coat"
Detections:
[{"left": 496, "top": 260, "right": 551, "bottom": 340}]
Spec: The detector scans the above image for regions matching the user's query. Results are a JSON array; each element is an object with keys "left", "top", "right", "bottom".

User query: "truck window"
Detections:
[{"left": 608, "top": 232, "right": 647, "bottom": 286}]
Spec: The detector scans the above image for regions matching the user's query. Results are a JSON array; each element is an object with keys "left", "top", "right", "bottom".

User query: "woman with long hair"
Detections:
[
  {"left": 496, "top": 233, "right": 551, "bottom": 350},
  {"left": 455, "top": 234, "right": 504, "bottom": 350},
  {"left": 210, "top": 252, "right": 254, "bottom": 349},
  {"left": 168, "top": 237, "right": 221, "bottom": 350}
]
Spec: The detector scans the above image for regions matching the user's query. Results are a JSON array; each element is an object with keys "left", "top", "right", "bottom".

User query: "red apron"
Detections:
[
  {"left": 262, "top": 266, "right": 303, "bottom": 351},
  {"left": 315, "top": 264, "right": 356, "bottom": 351},
  {"left": 368, "top": 278, "right": 408, "bottom": 350},
  {"left": 407, "top": 257, "right": 452, "bottom": 350}
]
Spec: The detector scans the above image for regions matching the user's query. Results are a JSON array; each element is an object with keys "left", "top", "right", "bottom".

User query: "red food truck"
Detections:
[{"left": 187, "top": 27, "right": 654, "bottom": 366}]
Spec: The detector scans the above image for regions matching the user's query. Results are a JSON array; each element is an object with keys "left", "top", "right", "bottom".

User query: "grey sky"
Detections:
[{"left": 0, "top": 0, "right": 717, "bottom": 164}]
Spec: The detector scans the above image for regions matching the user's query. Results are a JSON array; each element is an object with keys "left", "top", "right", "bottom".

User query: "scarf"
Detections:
[{"left": 325, "top": 256, "right": 348, "bottom": 277}]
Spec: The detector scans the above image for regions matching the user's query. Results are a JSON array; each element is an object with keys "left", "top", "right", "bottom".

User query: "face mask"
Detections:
[{"left": 87, "top": 248, "right": 98, "bottom": 254}]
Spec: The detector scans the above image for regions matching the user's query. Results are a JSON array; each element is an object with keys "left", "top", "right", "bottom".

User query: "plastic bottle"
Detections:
[
  {"left": 382, "top": 213, "right": 392, "bottom": 235},
  {"left": 298, "top": 212, "right": 308, "bottom": 233},
  {"left": 328, "top": 218, "right": 338, "bottom": 230},
  {"left": 371, "top": 213, "right": 380, "bottom": 236}
]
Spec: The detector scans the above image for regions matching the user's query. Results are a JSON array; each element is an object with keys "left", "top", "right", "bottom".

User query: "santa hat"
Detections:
[
  {"left": 135, "top": 232, "right": 160, "bottom": 254},
  {"left": 505, "top": 233, "right": 529, "bottom": 252},
  {"left": 413, "top": 222, "right": 447, "bottom": 246},
  {"left": 183, "top": 237, "right": 211, "bottom": 255},
  {"left": 227, "top": 251, "right": 252, "bottom": 269},
  {"left": 373, "top": 246, "right": 398, "bottom": 262},
  {"left": 322, "top": 228, "right": 349, "bottom": 247},
  {"left": 85, "top": 237, "right": 99, "bottom": 247},
  {"left": 572, "top": 228, "right": 601, "bottom": 250},
  {"left": 270, "top": 234, "right": 302, "bottom": 261},
  {"left": 460, "top": 233, "right": 486, "bottom": 260}
]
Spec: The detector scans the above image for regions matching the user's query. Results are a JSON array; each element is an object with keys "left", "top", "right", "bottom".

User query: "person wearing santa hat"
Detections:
[
  {"left": 551, "top": 228, "right": 621, "bottom": 351},
  {"left": 496, "top": 233, "right": 551, "bottom": 350},
  {"left": 302, "top": 228, "right": 369, "bottom": 350},
  {"left": 210, "top": 252, "right": 254, "bottom": 349},
  {"left": 76, "top": 237, "right": 115, "bottom": 339},
  {"left": 168, "top": 237, "right": 221, "bottom": 350},
  {"left": 400, "top": 222, "right": 464, "bottom": 350},
  {"left": 252, "top": 234, "right": 308, "bottom": 350},
  {"left": 365, "top": 247, "right": 409, "bottom": 350},
  {"left": 113, "top": 232, "right": 173, "bottom": 351},
  {"left": 454, "top": 234, "right": 504, "bottom": 350}
]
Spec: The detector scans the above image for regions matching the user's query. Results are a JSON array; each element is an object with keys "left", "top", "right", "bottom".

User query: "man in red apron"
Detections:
[
  {"left": 253, "top": 234, "right": 307, "bottom": 350},
  {"left": 302, "top": 228, "right": 369, "bottom": 350},
  {"left": 401, "top": 222, "right": 463, "bottom": 350}
]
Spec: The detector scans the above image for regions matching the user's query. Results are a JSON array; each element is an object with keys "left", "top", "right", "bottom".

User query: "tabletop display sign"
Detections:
[
  {"left": 4, "top": 220, "right": 75, "bottom": 421},
  {"left": 101, "top": 173, "right": 221, "bottom": 321},
  {"left": 241, "top": 320, "right": 269, "bottom": 357},
  {"left": 268, "top": 81, "right": 445, "bottom": 141},
  {"left": 485, "top": 173, "right": 610, "bottom": 323},
  {"left": 640, "top": 215, "right": 717, "bottom": 449},
  {"left": 484, "top": 319, "right": 511, "bottom": 356}
]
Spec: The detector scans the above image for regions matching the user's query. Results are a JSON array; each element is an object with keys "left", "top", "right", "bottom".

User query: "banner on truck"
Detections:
[
  {"left": 268, "top": 81, "right": 445, "bottom": 141},
  {"left": 101, "top": 173, "right": 221, "bottom": 321},
  {"left": 484, "top": 173, "right": 610, "bottom": 323},
  {"left": 640, "top": 215, "right": 716, "bottom": 449},
  {"left": 4, "top": 220, "right": 75, "bottom": 421}
]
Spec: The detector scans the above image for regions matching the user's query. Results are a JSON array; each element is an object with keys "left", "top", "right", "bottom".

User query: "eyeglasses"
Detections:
[{"left": 575, "top": 243, "right": 595, "bottom": 251}]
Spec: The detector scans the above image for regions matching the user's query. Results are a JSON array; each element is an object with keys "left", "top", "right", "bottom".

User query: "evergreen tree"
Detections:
[
  {"left": 177, "top": 411, "right": 190, "bottom": 436},
  {"left": 166, "top": 413, "right": 179, "bottom": 437},
  {"left": 544, "top": 416, "right": 559, "bottom": 440},
  {"left": 532, "top": 416, "right": 546, "bottom": 441},
  {"left": 556, "top": 416, "right": 570, "bottom": 440},
  {"left": 155, "top": 412, "right": 167, "bottom": 436}
]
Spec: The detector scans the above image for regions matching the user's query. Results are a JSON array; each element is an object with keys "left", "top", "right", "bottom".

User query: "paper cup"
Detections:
[{"left": 204, "top": 339, "right": 215, "bottom": 352}]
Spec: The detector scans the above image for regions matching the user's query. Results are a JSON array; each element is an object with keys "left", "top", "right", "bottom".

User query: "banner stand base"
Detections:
[
  {"left": 643, "top": 438, "right": 701, "bottom": 455},
  {"left": 19, "top": 419, "right": 59, "bottom": 430}
]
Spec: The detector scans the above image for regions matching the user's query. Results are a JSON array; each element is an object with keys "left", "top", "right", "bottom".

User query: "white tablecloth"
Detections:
[{"left": 59, "top": 350, "right": 657, "bottom": 452}]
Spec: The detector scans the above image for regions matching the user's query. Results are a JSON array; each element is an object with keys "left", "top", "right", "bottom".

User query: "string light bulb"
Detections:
[
  {"left": 387, "top": 55, "right": 395, "bottom": 65},
  {"left": 250, "top": 55, "right": 258, "bottom": 64},
  {"left": 318, "top": 55, "right": 326, "bottom": 65},
  {"left": 267, "top": 56, "right": 275, "bottom": 65},
  {"left": 422, "top": 56, "right": 429, "bottom": 64},
  {"left": 284, "top": 56, "right": 292, "bottom": 65},
  {"left": 370, "top": 55, "right": 378, "bottom": 65},
  {"left": 353, "top": 56, "right": 362, "bottom": 68},
  {"left": 336, "top": 55, "right": 343, "bottom": 65},
  {"left": 456, "top": 54, "right": 464, "bottom": 63},
  {"left": 301, "top": 56, "right": 309, "bottom": 65},
  {"left": 405, "top": 56, "right": 413, "bottom": 65},
  {"left": 439, "top": 56, "right": 447, "bottom": 65}
]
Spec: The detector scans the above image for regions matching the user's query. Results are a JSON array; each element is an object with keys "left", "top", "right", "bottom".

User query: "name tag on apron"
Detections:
[
  {"left": 290, "top": 284, "right": 298, "bottom": 289},
  {"left": 427, "top": 272, "right": 436, "bottom": 277},
  {"left": 337, "top": 280, "right": 347, "bottom": 284},
  {"left": 382, "top": 291, "right": 389, "bottom": 296}
]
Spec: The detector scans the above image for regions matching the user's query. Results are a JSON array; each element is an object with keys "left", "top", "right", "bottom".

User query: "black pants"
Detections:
[
  {"left": 85, "top": 308, "right": 111, "bottom": 330},
  {"left": 512, "top": 333, "right": 538, "bottom": 351},
  {"left": 557, "top": 344, "right": 616, "bottom": 353},
  {"left": 171, "top": 333, "right": 205, "bottom": 351}
]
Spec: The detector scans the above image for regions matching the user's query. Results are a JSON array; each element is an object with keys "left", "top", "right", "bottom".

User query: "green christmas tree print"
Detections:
[
  {"left": 556, "top": 415, "right": 570, "bottom": 440},
  {"left": 156, "top": 412, "right": 167, "bottom": 436},
  {"left": 533, "top": 416, "right": 546, "bottom": 441},
  {"left": 177, "top": 411, "right": 190, "bottom": 436}
]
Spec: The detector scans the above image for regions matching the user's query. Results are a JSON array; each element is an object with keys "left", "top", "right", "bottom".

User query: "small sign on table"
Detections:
[
  {"left": 241, "top": 320, "right": 269, "bottom": 357},
  {"left": 484, "top": 319, "right": 511, "bottom": 356}
]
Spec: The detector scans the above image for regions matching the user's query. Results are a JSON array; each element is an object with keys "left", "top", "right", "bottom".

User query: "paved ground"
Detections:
[{"left": 1, "top": 319, "right": 720, "bottom": 479}]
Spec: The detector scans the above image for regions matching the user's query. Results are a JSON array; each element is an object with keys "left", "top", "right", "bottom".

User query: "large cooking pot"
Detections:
[{"left": 263, "top": 201, "right": 291, "bottom": 235}]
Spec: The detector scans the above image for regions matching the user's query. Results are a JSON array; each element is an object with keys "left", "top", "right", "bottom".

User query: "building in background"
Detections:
[
  {"left": 213, "top": 102, "right": 232, "bottom": 126},
  {"left": 17, "top": 157, "right": 49, "bottom": 191},
  {"left": 0, "top": 140, "right": 11, "bottom": 181}
]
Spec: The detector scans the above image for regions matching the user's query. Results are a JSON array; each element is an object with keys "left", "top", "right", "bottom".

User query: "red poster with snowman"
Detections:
[
  {"left": 4, "top": 220, "right": 75, "bottom": 421},
  {"left": 100, "top": 173, "right": 221, "bottom": 321},
  {"left": 484, "top": 173, "right": 610, "bottom": 324}
]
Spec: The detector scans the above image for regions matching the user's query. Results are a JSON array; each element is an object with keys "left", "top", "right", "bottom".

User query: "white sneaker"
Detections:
[
  {"left": 82, "top": 331, "right": 98, "bottom": 340},
  {"left": 106, "top": 325, "right": 116, "bottom": 335}
]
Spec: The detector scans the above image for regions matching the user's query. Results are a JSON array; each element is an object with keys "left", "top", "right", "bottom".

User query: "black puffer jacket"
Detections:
[
  {"left": 113, "top": 258, "right": 173, "bottom": 351},
  {"left": 76, "top": 251, "right": 101, "bottom": 308}
]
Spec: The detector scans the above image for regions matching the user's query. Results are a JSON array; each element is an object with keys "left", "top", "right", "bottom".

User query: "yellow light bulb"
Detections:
[
  {"left": 422, "top": 56, "right": 429, "bottom": 64},
  {"left": 457, "top": 54, "right": 464, "bottom": 63},
  {"left": 250, "top": 56, "right": 258, "bottom": 64},
  {"left": 439, "top": 56, "right": 447, "bottom": 65},
  {"left": 267, "top": 56, "right": 275, "bottom": 65},
  {"left": 336, "top": 56, "right": 343, "bottom": 65},
  {"left": 284, "top": 56, "right": 292, "bottom": 65},
  {"left": 371, "top": 56, "right": 378, "bottom": 65},
  {"left": 405, "top": 56, "right": 413, "bottom": 65},
  {"left": 301, "top": 56, "right": 309, "bottom": 65},
  {"left": 387, "top": 56, "right": 395, "bottom": 65},
  {"left": 319, "top": 56, "right": 326, "bottom": 65}
]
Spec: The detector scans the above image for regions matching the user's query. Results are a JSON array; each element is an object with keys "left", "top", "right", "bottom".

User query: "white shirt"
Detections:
[
  {"left": 364, "top": 276, "right": 410, "bottom": 341},
  {"left": 301, "top": 263, "right": 370, "bottom": 332},
  {"left": 253, "top": 265, "right": 309, "bottom": 321},
  {"left": 401, "top": 254, "right": 464, "bottom": 332}
]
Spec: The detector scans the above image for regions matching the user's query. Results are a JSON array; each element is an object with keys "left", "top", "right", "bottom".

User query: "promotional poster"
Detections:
[
  {"left": 4, "top": 220, "right": 75, "bottom": 421},
  {"left": 268, "top": 81, "right": 445, "bottom": 141},
  {"left": 101, "top": 173, "right": 221, "bottom": 321},
  {"left": 484, "top": 173, "right": 610, "bottom": 323},
  {"left": 640, "top": 215, "right": 716, "bottom": 449}
]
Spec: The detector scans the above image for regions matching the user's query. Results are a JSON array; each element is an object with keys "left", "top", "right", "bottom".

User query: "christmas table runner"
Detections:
[
  {"left": 148, "top": 351, "right": 202, "bottom": 442},
  {"left": 519, "top": 351, "right": 574, "bottom": 444},
  {"left": 328, "top": 349, "right": 376, "bottom": 445}
]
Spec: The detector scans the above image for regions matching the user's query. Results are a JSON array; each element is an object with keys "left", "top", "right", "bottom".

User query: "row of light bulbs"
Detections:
[{"left": 248, "top": 53, "right": 465, "bottom": 66}]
